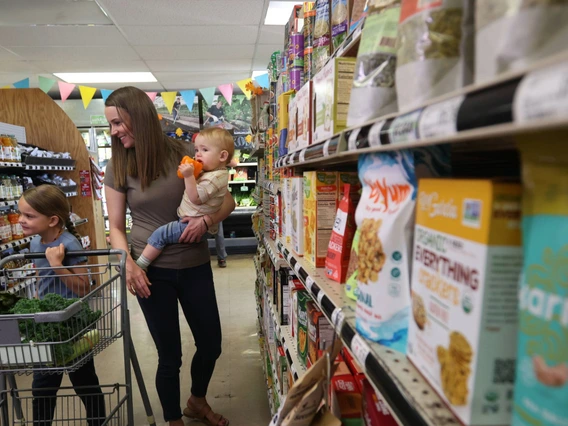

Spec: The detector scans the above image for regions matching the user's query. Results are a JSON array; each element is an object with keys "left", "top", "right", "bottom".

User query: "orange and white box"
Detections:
[{"left": 407, "top": 179, "right": 522, "bottom": 425}]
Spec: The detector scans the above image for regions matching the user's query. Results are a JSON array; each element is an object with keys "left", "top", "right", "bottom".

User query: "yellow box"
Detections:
[
  {"left": 408, "top": 179, "right": 522, "bottom": 425},
  {"left": 303, "top": 171, "right": 338, "bottom": 268},
  {"left": 277, "top": 90, "right": 295, "bottom": 135}
]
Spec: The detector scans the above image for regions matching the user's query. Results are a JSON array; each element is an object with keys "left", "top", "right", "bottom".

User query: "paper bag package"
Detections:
[{"left": 408, "top": 179, "right": 522, "bottom": 425}]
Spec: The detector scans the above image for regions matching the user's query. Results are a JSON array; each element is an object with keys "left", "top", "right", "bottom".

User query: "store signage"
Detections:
[{"left": 90, "top": 115, "right": 107, "bottom": 126}]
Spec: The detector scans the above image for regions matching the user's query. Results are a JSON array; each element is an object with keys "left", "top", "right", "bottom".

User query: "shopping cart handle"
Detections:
[{"left": 22, "top": 249, "right": 126, "bottom": 259}]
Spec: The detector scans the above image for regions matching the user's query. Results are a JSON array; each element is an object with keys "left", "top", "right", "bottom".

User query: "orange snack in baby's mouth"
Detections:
[{"left": 177, "top": 156, "right": 203, "bottom": 179}]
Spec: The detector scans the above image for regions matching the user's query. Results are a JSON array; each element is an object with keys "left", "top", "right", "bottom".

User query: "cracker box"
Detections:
[
  {"left": 361, "top": 379, "right": 398, "bottom": 426},
  {"left": 307, "top": 301, "right": 334, "bottom": 366},
  {"left": 290, "top": 176, "right": 304, "bottom": 256},
  {"left": 407, "top": 179, "right": 522, "bottom": 425},
  {"left": 295, "top": 81, "right": 313, "bottom": 150},
  {"left": 313, "top": 57, "right": 356, "bottom": 143},
  {"left": 303, "top": 171, "right": 339, "bottom": 268}
]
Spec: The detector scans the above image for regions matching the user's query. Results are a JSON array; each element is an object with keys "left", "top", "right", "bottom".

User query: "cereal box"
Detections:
[
  {"left": 313, "top": 57, "right": 356, "bottom": 143},
  {"left": 408, "top": 179, "right": 522, "bottom": 425},
  {"left": 297, "top": 290, "right": 310, "bottom": 367},
  {"left": 295, "top": 81, "right": 313, "bottom": 150},
  {"left": 287, "top": 94, "right": 298, "bottom": 152},
  {"left": 290, "top": 176, "right": 304, "bottom": 256},
  {"left": 277, "top": 90, "right": 295, "bottom": 136},
  {"left": 512, "top": 140, "right": 568, "bottom": 426},
  {"left": 303, "top": 171, "right": 338, "bottom": 268},
  {"left": 307, "top": 301, "right": 334, "bottom": 366}
]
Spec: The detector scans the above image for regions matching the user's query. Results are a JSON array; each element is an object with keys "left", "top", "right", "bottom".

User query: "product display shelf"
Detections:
[
  {"left": 263, "top": 233, "right": 286, "bottom": 270},
  {"left": 229, "top": 180, "right": 256, "bottom": 185},
  {"left": 0, "top": 162, "right": 23, "bottom": 168},
  {"left": 252, "top": 192, "right": 261, "bottom": 204},
  {"left": 275, "top": 52, "right": 568, "bottom": 170},
  {"left": 0, "top": 200, "right": 20, "bottom": 208},
  {"left": 236, "top": 162, "right": 258, "bottom": 166},
  {"left": 0, "top": 236, "right": 33, "bottom": 252},
  {"left": 24, "top": 165, "right": 75, "bottom": 171},
  {"left": 258, "top": 326, "right": 276, "bottom": 416},
  {"left": 262, "top": 314, "right": 282, "bottom": 411},
  {"left": 7, "top": 277, "right": 36, "bottom": 295},
  {"left": 72, "top": 218, "right": 88, "bottom": 227},
  {"left": 276, "top": 240, "right": 461, "bottom": 426},
  {"left": 262, "top": 180, "right": 280, "bottom": 195},
  {"left": 331, "top": 20, "right": 363, "bottom": 61},
  {"left": 64, "top": 191, "right": 78, "bottom": 198},
  {"left": 250, "top": 143, "right": 265, "bottom": 159},
  {"left": 280, "top": 325, "right": 306, "bottom": 382}
]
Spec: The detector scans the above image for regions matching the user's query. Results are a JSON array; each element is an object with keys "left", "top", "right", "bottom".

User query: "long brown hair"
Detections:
[
  {"left": 105, "top": 86, "right": 187, "bottom": 190},
  {"left": 22, "top": 185, "right": 81, "bottom": 241}
]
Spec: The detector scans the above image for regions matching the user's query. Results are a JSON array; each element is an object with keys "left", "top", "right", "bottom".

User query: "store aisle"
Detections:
[{"left": 15, "top": 255, "right": 271, "bottom": 426}]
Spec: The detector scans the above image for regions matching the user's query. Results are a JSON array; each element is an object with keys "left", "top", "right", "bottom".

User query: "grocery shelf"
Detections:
[
  {"left": 262, "top": 233, "right": 286, "bottom": 270},
  {"left": 72, "top": 218, "right": 88, "bottom": 226},
  {"left": 262, "top": 181, "right": 280, "bottom": 195},
  {"left": 250, "top": 143, "right": 265, "bottom": 159},
  {"left": 276, "top": 240, "right": 460, "bottom": 426},
  {"left": 25, "top": 165, "right": 75, "bottom": 171},
  {"left": 0, "top": 162, "right": 23, "bottom": 168},
  {"left": 0, "top": 236, "right": 33, "bottom": 252},
  {"left": 7, "top": 277, "right": 36, "bottom": 295},
  {"left": 275, "top": 52, "right": 568, "bottom": 170},
  {"left": 0, "top": 200, "right": 19, "bottom": 208},
  {"left": 229, "top": 180, "right": 256, "bottom": 184},
  {"left": 251, "top": 193, "right": 261, "bottom": 204},
  {"left": 235, "top": 162, "right": 258, "bottom": 166},
  {"left": 332, "top": 20, "right": 363, "bottom": 60},
  {"left": 64, "top": 191, "right": 78, "bottom": 198},
  {"left": 280, "top": 325, "right": 306, "bottom": 382}
]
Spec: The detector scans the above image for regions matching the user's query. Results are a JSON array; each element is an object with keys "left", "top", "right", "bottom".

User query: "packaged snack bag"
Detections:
[
  {"left": 350, "top": 0, "right": 369, "bottom": 33},
  {"left": 344, "top": 229, "right": 360, "bottom": 301},
  {"left": 512, "top": 136, "right": 568, "bottom": 426},
  {"left": 297, "top": 290, "right": 311, "bottom": 366},
  {"left": 331, "top": 0, "right": 349, "bottom": 51},
  {"left": 355, "top": 146, "right": 450, "bottom": 351},
  {"left": 314, "top": 0, "right": 332, "bottom": 74},
  {"left": 396, "top": 0, "right": 474, "bottom": 111}
]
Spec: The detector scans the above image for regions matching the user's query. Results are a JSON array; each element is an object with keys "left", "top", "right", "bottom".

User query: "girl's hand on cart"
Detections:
[
  {"left": 126, "top": 258, "right": 152, "bottom": 298},
  {"left": 179, "top": 216, "right": 207, "bottom": 243},
  {"left": 45, "top": 243, "right": 66, "bottom": 267}
]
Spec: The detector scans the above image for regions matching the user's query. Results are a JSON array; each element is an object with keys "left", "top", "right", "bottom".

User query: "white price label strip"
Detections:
[
  {"left": 514, "top": 61, "right": 568, "bottom": 123},
  {"left": 347, "top": 128, "right": 361, "bottom": 151},
  {"left": 418, "top": 95, "right": 464, "bottom": 139},
  {"left": 388, "top": 110, "right": 422, "bottom": 144},
  {"left": 294, "top": 262, "right": 302, "bottom": 274},
  {"left": 305, "top": 276, "right": 314, "bottom": 291},
  {"left": 331, "top": 308, "right": 345, "bottom": 331},
  {"left": 323, "top": 140, "right": 331, "bottom": 157},
  {"left": 317, "top": 289, "right": 325, "bottom": 304},
  {"left": 368, "top": 120, "right": 386, "bottom": 147},
  {"left": 299, "top": 149, "right": 306, "bottom": 162},
  {"left": 287, "top": 252, "right": 293, "bottom": 263},
  {"left": 351, "top": 334, "right": 370, "bottom": 368}
]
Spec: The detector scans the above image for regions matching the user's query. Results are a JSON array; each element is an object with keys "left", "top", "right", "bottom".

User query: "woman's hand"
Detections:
[
  {"left": 179, "top": 216, "right": 208, "bottom": 243},
  {"left": 126, "top": 258, "right": 152, "bottom": 298},
  {"left": 45, "top": 243, "right": 66, "bottom": 267}
]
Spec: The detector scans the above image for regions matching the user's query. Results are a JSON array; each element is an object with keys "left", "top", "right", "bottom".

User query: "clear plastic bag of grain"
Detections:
[
  {"left": 476, "top": 0, "right": 568, "bottom": 84},
  {"left": 396, "top": 0, "right": 474, "bottom": 111},
  {"left": 347, "top": 0, "right": 401, "bottom": 127},
  {"left": 313, "top": 0, "right": 332, "bottom": 74}
]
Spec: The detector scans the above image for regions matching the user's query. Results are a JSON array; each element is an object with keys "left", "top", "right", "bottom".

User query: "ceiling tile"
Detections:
[
  {"left": 0, "top": 0, "right": 111, "bottom": 26},
  {"left": 258, "top": 25, "right": 285, "bottom": 45},
  {"left": 122, "top": 25, "right": 259, "bottom": 46},
  {"left": 134, "top": 45, "right": 256, "bottom": 61},
  {"left": 31, "top": 60, "right": 150, "bottom": 73},
  {"left": 99, "top": 0, "right": 264, "bottom": 26},
  {"left": 6, "top": 46, "right": 141, "bottom": 61},
  {"left": 154, "top": 72, "right": 250, "bottom": 83},
  {"left": 0, "top": 61, "right": 45, "bottom": 73},
  {"left": 0, "top": 26, "right": 127, "bottom": 47},
  {"left": 145, "top": 59, "right": 252, "bottom": 73},
  {"left": 0, "top": 47, "right": 22, "bottom": 60}
]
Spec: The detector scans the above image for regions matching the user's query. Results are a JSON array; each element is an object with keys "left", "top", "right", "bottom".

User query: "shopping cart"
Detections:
[{"left": 0, "top": 249, "right": 156, "bottom": 426}]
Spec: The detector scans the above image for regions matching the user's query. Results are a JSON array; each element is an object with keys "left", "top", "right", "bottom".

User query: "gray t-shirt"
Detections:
[
  {"left": 103, "top": 147, "right": 210, "bottom": 269},
  {"left": 31, "top": 231, "right": 87, "bottom": 299}
]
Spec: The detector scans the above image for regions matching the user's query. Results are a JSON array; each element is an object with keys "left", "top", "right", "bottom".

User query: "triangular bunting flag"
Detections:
[
  {"left": 218, "top": 84, "right": 233, "bottom": 106},
  {"left": 100, "top": 89, "right": 113, "bottom": 103},
  {"left": 179, "top": 90, "right": 196, "bottom": 110},
  {"left": 161, "top": 91, "right": 177, "bottom": 114},
  {"left": 199, "top": 87, "right": 216, "bottom": 107},
  {"left": 79, "top": 86, "right": 97, "bottom": 109},
  {"left": 146, "top": 92, "right": 158, "bottom": 102},
  {"left": 58, "top": 81, "right": 76, "bottom": 102},
  {"left": 236, "top": 79, "right": 253, "bottom": 100},
  {"left": 254, "top": 73, "right": 270, "bottom": 89},
  {"left": 1, "top": 85, "right": 11, "bottom": 89},
  {"left": 38, "top": 76, "right": 56, "bottom": 93},
  {"left": 13, "top": 78, "right": 30, "bottom": 89}
]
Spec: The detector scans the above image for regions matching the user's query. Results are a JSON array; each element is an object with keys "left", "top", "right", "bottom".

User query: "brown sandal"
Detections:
[{"left": 183, "top": 402, "right": 229, "bottom": 426}]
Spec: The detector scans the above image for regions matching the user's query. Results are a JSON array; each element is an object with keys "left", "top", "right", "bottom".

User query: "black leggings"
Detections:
[
  {"left": 32, "top": 358, "right": 106, "bottom": 426},
  {"left": 139, "top": 262, "right": 222, "bottom": 422}
]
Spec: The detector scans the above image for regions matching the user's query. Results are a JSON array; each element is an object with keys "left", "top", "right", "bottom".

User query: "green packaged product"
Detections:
[
  {"left": 345, "top": 229, "right": 360, "bottom": 301},
  {"left": 314, "top": 0, "right": 331, "bottom": 74},
  {"left": 296, "top": 289, "right": 310, "bottom": 367}
]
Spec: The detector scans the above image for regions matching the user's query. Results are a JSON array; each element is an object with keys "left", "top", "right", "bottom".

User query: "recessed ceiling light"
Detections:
[
  {"left": 252, "top": 71, "right": 267, "bottom": 79},
  {"left": 54, "top": 72, "right": 157, "bottom": 84},
  {"left": 265, "top": 1, "right": 303, "bottom": 25}
]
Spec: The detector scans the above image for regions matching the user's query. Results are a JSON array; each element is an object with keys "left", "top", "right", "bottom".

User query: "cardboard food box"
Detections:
[
  {"left": 407, "top": 179, "right": 522, "bottom": 425},
  {"left": 288, "top": 273, "right": 304, "bottom": 338},
  {"left": 282, "top": 178, "right": 293, "bottom": 245},
  {"left": 338, "top": 171, "right": 361, "bottom": 203},
  {"left": 313, "top": 57, "right": 356, "bottom": 143},
  {"left": 277, "top": 269, "right": 290, "bottom": 325},
  {"left": 331, "top": 361, "right": 363, "bottom": 421},
  {"left": 307, "top": 301, "right": 335, "bottom": 367},
  {"left": 277, "top": 90, "right": 295, "bottom": 136},
  {"left": 287, "top": 94, "right": 298, "bottom": 153},
  {"left": 297, "top": 289, "right": 311, "bottom": 367},
  {"left": 303, "top": 171, "right": 338, "bottom": 268},
  {"left": 295, "top": 80, "right": 313, "bottom": 151},
  {"left": 290, "top": 176, "right": 304, "bottom": 256},
  {"left": 361, "top": 379, "right": 398, "bottom": 426}
]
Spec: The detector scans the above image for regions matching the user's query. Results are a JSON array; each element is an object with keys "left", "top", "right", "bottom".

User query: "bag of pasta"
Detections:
[
  {"left": 396, "top": 0, "right": 474, "bottom": 111},
  {"left": 347, "top": 0, "right": 401, "bottom": 127},
  {"left": 475, "top": 0, "right": 568, "bottom": 83},
  {"left": 314, "top": 0, "right": 332, "bottom": 74}
]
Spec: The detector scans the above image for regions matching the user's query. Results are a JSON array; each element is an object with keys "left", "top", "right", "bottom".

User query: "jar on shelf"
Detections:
[
  {"left": 8, "top": 210, "right": 23, "bottom": 240},
  {"left": 0, "top": 214, "right": 12, "bottom": 244},
  {"left": 1, "top": 136, "right": 13, "bottom": 162},
  {"left": 10, "top": 176, "right": 20, "bottom": 199},
  {"left": 9, "top": 136, "right": 21, "bottom": 162},
  {"left": 2, "top": 176, "right": 13, "bottom": 201}
]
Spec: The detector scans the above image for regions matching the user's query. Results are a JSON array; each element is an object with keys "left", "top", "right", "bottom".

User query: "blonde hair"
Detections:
[
  {"left": 196, "top": 128, "right": 235, "bottom": 165},
  {"left": 22, "top": 185, "right": 81, "bottom": 241},
  {"left": 105, "top": 86, "right": 187, "bottom": 190}
]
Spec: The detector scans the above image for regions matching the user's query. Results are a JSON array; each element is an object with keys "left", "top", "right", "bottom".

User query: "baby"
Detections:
[{"left": 136, "top": 127, "right": 234, "bottom": 269}]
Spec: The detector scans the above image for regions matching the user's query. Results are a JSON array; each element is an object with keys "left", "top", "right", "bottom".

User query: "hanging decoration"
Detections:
[
  {"left": 161, "top": 91, "right": 177, "bottom": 114},
  {"left": 38, "top": 76, "right": 56, "bottom": 94},
  {"left": 179, "top": 90, "right": 196, "bottom": 110},
  {"left": 13, "top": 78, "right": 30, "bottom": 89},
  {"left": 58, "top": 81, "right": 76, "bottom": 102},
  {"left": 145, "top": 91, "right": 158, "bottom": 102},
  {"left": 79, "top": 86, "right": 97, "bottom": 109},
  {"left": 218, "top": 84, "right": 234, "bottom": 105},
  {"left": 253, "top": 73, "right": 270, "bottom": 89},
  {"left": 199, "top": 87, "right": 216, "bottom": 106},
  {"left": 101, "top": 89, "right": 113, "bottom": 103},
  {"left": 236, "top": 78, "right": 254, "bottom": 100}
]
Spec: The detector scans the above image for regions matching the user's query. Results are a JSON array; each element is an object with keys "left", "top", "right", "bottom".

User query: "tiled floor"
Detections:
[{"left": 12, "top": 255, "right": 271, "bottom": 426}]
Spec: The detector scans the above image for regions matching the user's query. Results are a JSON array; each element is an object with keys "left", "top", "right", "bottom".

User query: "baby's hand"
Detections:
[{"left": 179, "top": 163, "right": 194, "bottom": 178}]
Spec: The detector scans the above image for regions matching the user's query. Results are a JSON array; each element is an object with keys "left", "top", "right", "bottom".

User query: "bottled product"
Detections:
[
  {"left": 0, "top": 214, "right": 12, "bottom": 244},
  {"left": 8, "top": 210, "right": 23, "bottom": 240}
]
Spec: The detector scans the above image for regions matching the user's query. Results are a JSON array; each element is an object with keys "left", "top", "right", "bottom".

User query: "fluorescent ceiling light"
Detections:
[
  {"left": 265, "top": 1, "right": 303, "bottom": 25},
  {"left": 54, "top": 72, "right": 157, "bottom": 84},
  {"left": 252, "top": 70, "right": 267, "bottom": 79}
]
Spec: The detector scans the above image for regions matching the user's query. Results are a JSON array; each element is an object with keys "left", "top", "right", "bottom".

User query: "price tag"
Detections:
[
  {"left": 287, "top": 252, "right": 294, "bottom": 263},
  {"left": 305, "top": 276, "right": 314, "bottom": 291},
  {"left": 331, "top": 308, "right": 345, "bottom": 330},
  {"left": 323, "top": 140, "right": 331, "bottom": 156},
  {"left": 229, "top": 169, "right": 236, "bottom": 175},
  {"left": 351, "top": 334, "right": 370, "bottom": 368},
  {"left": 294, "top": 262, "right": 302, "bottom": 274},
  {"left": 317, "top": 289, "right": 325, "bottom": 304},
  {"left": 299, "top": 149, "right": 306, "bottom": 162},
  {"left": 347, "top": 128, "right": 361, "bottom": 151},
  {"left": 228, "top": 187, "right": 232, "bottom": 192},
  {"left": 368, "top": 121, "right": 386, "bottom": 147},
  {"left": 241, "top": 185, "right": 249, "bottom": 191},
  {"left": 418, "top": 95, "right": 464, "bottom": 139},
  {"left": 514, "top": 61, "right": 568, "bottom": 123},
  {"left": 388, "top": 110, "right": 422, "bottom": 144}
]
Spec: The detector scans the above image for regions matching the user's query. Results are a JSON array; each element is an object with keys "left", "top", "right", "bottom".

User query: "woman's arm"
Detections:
[{"left": 105, "top": 185, "right": 151, "bottom": 297}]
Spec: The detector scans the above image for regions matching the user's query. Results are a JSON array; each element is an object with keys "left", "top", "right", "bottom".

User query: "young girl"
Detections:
[{"left": 18, "top": 184, "right": 106, "bottom": 426}]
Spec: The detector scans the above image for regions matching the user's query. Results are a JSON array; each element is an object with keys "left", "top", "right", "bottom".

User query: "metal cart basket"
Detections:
[{"left": 0, "top": 249, "right": 156, "bottom": 426}]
